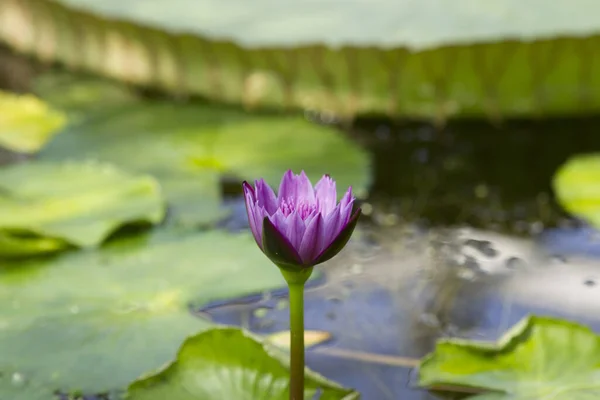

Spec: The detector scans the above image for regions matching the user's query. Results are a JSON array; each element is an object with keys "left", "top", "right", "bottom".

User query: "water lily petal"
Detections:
[
  {"left": 243, "top": 181, "right": 256, "bottom": 202},
  {"left": 339, "top": 187, "right": 353, "bottom": 209},
  {"left": 254, "top": 178, "right": 278, "bottom": 214},
  {"left": 286, "top": 212, "right": 306, "bottom": 251},
  {"left": 299, "top": 214, "right": 323, "bottom": 264},
  {"left": 296, "top": 170, "right": 316, "bottom": 204},
  {"left": 301, "top": 208, "right": 320, "bottom": 227},
  {"left": 262, "top": 216, "right": 303, "bottom": 269},
  {"left": 323, "top": 204, "right": 342, "bottom": 246},
  {"left": 339, "top": 187, "right": 355, "bottom": 224},
  {"left": 271, "top": 208, "right": 288, "bottom": 233},
  {"left": 278, "top": 170, "right": 315, "bottom": 205},
  {"left": 313, "top": 208, "right": 361, "bottom": 266},
  {"left": 253, "top": 206, "right": 268, "bottom": 247},
  {"left": 315, "top": 174, "right": 337, "bottom": 216},
  {"left": 243, "top": 182, "right": 261, "bottom": 247},
  {"left": 277, "top": 170, "right": 295, "bottom": 202}
]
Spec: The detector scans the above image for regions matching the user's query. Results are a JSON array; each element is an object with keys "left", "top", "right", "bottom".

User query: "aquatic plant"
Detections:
[{"left": 243, "top": 170, "right": 361, "bottom": 399}]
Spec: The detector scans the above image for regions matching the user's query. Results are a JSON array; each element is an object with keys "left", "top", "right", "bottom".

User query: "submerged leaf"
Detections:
[
  {"left": 0, "top": 91, "right": 67, "bottom": 153},
  {"left": 0, "top": 161, "right": 165, "bottom": 253},
  {"left": 266, "top": 330, "right": 333, "bottom": 350},
  {"left": 0, "top": 230, "right": 295, "bottom": 399},
  {"left": 419, "top": 315, "right": 600, "bottom": 399},
  {"left": 127, "top": 328, "right": 357, "bottom": 400}
]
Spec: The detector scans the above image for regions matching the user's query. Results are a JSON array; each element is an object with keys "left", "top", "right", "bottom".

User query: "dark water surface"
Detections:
[{"left": 353, "top": 116, "right": 600, "bottom": 229}]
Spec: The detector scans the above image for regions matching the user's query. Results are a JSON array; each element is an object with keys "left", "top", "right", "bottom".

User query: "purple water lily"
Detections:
[{"left": 243, "top": 170, "right": 361, "bottom": 270}]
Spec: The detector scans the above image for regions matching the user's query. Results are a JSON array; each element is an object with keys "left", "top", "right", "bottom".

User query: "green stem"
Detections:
[
  {"left": 279, "top": 267, "right": 313, "bottom": 400},
  {"left": 288, "top": 282, "right": 305, "bottom": 400}
]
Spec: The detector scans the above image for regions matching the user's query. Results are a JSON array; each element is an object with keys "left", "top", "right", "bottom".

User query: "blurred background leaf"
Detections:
[
  {"left": 39, "top": 92, "right": 370, "bottom": 226},
  {"left": 0, "top": 91, "right": 66, "bottom": 153},
  {"left": 0, "top": 161, "right": 165, "bottom": 255},
  {"left": 553, "top": 154, "right": 600, "bottom": 229}
]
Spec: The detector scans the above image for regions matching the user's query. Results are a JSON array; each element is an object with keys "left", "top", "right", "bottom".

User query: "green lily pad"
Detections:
[
  {"left": 0, "top": 161, "right": 165, "bottom": 252},
  {"left": 553, "top": 154, "right": 600, "bottom": 228},
  {"left": 128, "top": 327, "right": 358, "bottom": 400},
  {"left": 0, "top": 229, "right": 293, "bottom": 399},
  {"left": 0, "top": 91, "right": 67, "bottom": 153},
  {"left": 418, "top": 315, "right": 600, "bottom": 399},
  {"left": 39, "top": 100, "right": 370, "bottom": 226}
]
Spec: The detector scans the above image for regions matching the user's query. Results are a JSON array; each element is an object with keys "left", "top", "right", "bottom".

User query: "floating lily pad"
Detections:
[
  {"left": 419, "top": 315, "right": 600, "bottom": 399},
  {"left": 553, "top": 154, "right": 600, "bottom": 229},
  {"left": 0, "top": 91, "right": 67, "bottom": 153},
  {"left": 40, "top": 101, "right": 370, "bottom": 226},
  {"left": 128, "top": 327, "right": 358, "bottom": 400},
  {"left": 0, "top": 161, "right": 164, "bottom": 253},
  {"left": 0, "top": 230, "right": 295, "bottom": 399}
]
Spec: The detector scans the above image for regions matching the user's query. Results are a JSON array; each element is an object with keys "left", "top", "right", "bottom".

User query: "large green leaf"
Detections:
[
  {"left": 127, "top": 327, "right": 358, "bottom": 400},
  {"left": 0, "top": 91, "right": 66, "bottom": 153},
  {"left": 39, "top": 100, "right": 370, "bottom": 226},
  {"left": 0, "top": 161, "right": 164, "bottom": 254},
  {"left": 2, "top": 0, "right": 600, "bottom": 119},
  {"left": 418, "top": 315, "right": 600, "bottom": 399},
  {"left": 0, "top": 229, "right": 292, "bottom": 399},
  {"left": 553, "top": 154, "right": 600, "bottom": 228}
]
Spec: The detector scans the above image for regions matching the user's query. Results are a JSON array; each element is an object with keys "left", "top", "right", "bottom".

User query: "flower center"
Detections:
[{"left": 279, "top": 198, "right": 317, "bottom": 220}]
